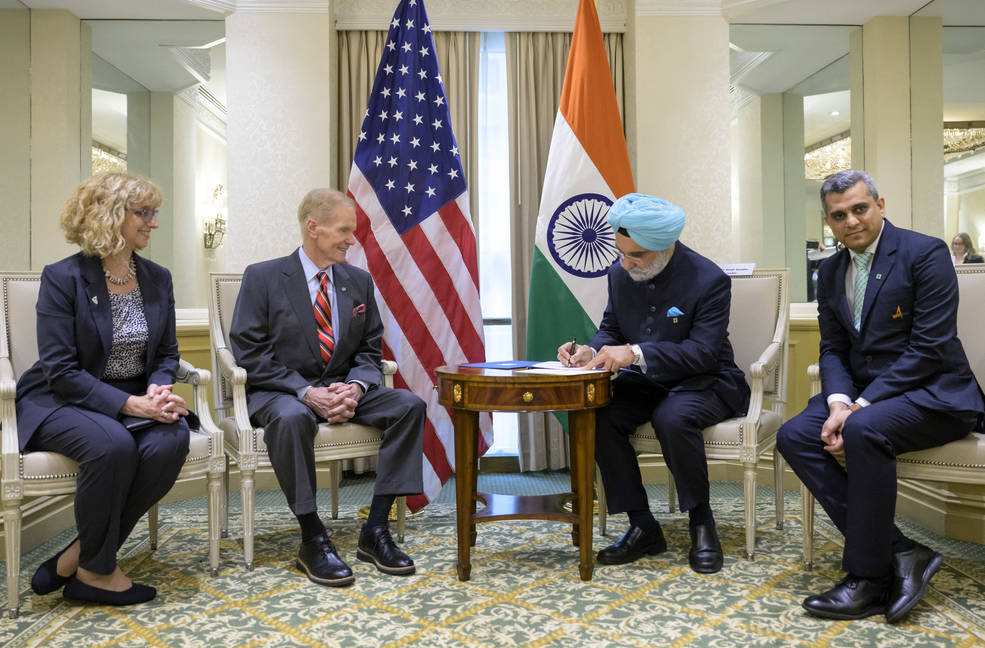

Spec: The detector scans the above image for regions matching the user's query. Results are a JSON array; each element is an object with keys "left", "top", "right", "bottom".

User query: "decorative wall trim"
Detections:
[
  {"left": 636, "top": 0, "right": 722, "bottom": 17},
  {"left": 334, "top": 0, "right": 627, "bottom": 33},
  {"left": 185, "top": 0, "right": 330, "bottom": 13}
]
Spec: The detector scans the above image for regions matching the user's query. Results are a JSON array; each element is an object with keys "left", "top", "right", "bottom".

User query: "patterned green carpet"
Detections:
[{"left": 3, "top": 473, "right": 985, "bottom": 647}]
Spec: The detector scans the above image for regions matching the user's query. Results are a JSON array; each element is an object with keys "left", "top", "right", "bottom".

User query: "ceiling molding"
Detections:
[
  {"left": 720, "top": 0, "right": 787, "bottom": 18},
  {"left": 185, "top": 0, "right": 329, "bottom": 13},
  {"left": 635, "top": 0, "right": 721, "bottom": 17},
  {"left": 334, "top": 0, "right": 627, "bottom": 33}
]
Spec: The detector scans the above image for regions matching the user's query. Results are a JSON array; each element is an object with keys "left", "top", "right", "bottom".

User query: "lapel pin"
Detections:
[
  {"left": 876, "top": 273, "right": 882, "bottom": 280},
  {"left": 91, "top": 295, "right": 98, "bottom": 305}
]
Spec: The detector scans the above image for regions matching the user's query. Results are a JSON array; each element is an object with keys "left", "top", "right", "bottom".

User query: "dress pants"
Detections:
[
  {"left": 27, "top": 406, "right": 189, "bottom": 574},
  {"left": 595, "top": 376, "right": 732, "bottom": 515},
  {"left": 777, "top": 393, "right": 976, "bottom": 577},
  {"left": 251, "top": 386, "right": 425, "bottom": 516}
]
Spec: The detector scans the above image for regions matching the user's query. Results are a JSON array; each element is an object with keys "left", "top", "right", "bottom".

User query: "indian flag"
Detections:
[{"left": 525, "top": 0, "right": 635, "bottom": 366}]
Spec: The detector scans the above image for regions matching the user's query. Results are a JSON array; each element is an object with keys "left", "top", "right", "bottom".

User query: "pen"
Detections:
[{"left": 567, "top": 339, "right": 576, "bottom": 366}]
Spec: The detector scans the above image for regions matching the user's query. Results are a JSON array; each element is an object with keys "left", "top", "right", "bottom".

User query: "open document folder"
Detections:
[{"left": 518, "top": 361, "right": 607, "bottom": 375}]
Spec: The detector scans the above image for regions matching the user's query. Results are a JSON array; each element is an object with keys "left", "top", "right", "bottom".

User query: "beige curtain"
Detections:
[
  {"left": 336, "top": 30, "right": 480, "bottom": 226},
  {"left": 506, "top": 32, "right": 624, "bottom": 471}
]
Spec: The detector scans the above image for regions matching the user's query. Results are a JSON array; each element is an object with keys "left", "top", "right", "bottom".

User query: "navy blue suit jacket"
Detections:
[
  {"left": 15, "top": 253, "right": 180, "bottom": 450},
  {"left": 817, "top": 219, "right": 984, "bottom": 416},
  {"left": 228, "top": 250, "right": 384, "bottom": 417},
  {"left": 590, "top": 243, "right": 750, "bottom": 415}
]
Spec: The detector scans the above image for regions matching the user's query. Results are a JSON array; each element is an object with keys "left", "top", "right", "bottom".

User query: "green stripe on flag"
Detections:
[{"left": 526, "top": 247, "right": 599, "bottom": 361}]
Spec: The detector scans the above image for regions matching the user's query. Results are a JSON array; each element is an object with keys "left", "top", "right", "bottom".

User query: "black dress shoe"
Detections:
[
  {"left": 296, "top": 534, "right": 355, "bottom": 586},
  {"left": 688, "top": 522, "right": 724, "bottom": 574},
  {"left": 885, "top": 541, "right": 943, "bottom": 623},
  {"left": 357, "top": 524, "right": 415, "bottom": 575},
  {"left": 62, "top": 577, "right": 156, "bottom": 606},
  {"left": 596, "top": 523, "right": 667, "bottom": 565},
  {"left": 31, "top": 537, "right": 78, "bottom": 595},
  {"left": 802, "top": 575, "right": 890, "bottom": 620}
]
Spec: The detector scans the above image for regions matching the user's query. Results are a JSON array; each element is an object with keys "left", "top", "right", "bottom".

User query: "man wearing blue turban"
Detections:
[{"left": 558, "top": 193, "right": 749, "bottom": 574}]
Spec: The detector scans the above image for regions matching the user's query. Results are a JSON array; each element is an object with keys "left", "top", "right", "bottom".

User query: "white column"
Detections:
[
  {"left": 0, "top": 8, "right": 31, "bottom": 270},
  {"left": 909, "top": 16, "right": 944, "bottom": 239},
  {"left": 30, "top": 10, "right": 89, "bottom": 268},
  {"left": 862, "top": 16, "right": 912, "bottom": 228},
  {"left": 631, "top": 7, "right": 733, "bottom": 262},
  {"left": 225, "top": 10, "right": 334, "bottom": 272}
]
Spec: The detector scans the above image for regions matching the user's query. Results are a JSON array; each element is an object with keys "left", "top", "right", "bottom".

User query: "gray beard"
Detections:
[{"left": 627, "top": 252, "right": 670, "bottom": 282}]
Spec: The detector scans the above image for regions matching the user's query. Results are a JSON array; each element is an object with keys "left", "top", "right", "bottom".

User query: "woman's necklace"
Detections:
[{"left": 104, "top": 256, "right": 136, "bottom": 286}]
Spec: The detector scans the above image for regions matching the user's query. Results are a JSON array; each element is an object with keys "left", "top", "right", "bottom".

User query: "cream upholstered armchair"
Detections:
[
  {"left": 0, "top": 271, "right": 224, "bottom": 618},
  {"left": 597, "top": 268, "right": 790, "bottom": 560},
  {"left": 800, "top": 263, "right": 985, "bottom": 570},
  {"left": 209, "top": 273, "right": 405, "bottom": 571}
]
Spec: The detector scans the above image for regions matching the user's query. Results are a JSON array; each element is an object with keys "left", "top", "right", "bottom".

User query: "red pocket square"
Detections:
[{"left": 352, "top": 303, "right": 366, "bottom": 317}]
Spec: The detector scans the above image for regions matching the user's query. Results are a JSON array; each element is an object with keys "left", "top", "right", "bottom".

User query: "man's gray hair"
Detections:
[
  {"left": 297, "top": 188, "right": 354, "bottom": 227},
  {"left": 819, "top": 170, "right": 879, "bottom": 214}
]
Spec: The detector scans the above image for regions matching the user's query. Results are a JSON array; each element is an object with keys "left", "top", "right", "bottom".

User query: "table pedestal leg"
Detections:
[
  {"left": 454, "top": 409, "right": 479, "bottom": 581},
  {"left": 569, "top": 409, "right": 596, "bottom": 581}
]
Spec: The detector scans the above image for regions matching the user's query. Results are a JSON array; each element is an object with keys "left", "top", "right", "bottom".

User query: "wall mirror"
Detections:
[
  {"left": 86, "top": 19, "right": 227, "bottom": 307},
  {"left": 729, "top": 24, "right": 859, "bottom": 302}
]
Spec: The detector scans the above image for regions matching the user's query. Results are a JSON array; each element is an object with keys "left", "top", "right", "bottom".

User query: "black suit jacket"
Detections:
[
  {"left": 817, "top": 219, "right": 984, "bottom": 416},
  {"left": 229, "top": 250, "right": 384, "bottom": 416},
  {"left": 15, "top": 253, "right": 179, "bottom": 450},
  {"left": 590, "top": 243, "right": 750, "bottom": 415}
]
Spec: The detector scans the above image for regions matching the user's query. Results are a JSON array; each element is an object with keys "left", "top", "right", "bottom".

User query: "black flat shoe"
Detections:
[
  {"left": 596, "top": 523, "right": 667, "bottom": 565},
  {"left": 802, "top": 575, "right": 890, "bottom": 620},
  {"left": 357, "top": 524, "right": 415, "bottom": 575},
  {"left": 62, "top": 577, "right": 156, "bottom": 606},
  {"left": 885, "top": 541, "right": 943, "bottom": 623},
  {"left": 688, "top": 522, "right": 724, "bottom": 574},
  {"left": 31, "top": 537, "right": 78, "bottom": 595},
  {"left": 297, "top": 533, "right": 354, "bottom": 586}
]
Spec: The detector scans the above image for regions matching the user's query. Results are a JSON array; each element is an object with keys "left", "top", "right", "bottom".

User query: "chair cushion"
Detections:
[
  {"left": 185, "top": 429, "right": 213, "bottom": 463},
  {"left": 220, "top": 416, "right": 383, "bottom": 453},
  {"left": 21, "top": 430, "right": 212, "bottom": 478},
  {"left": 21, "top": 451, "right": 79, "bottom": 479},
  {"left": 898, "top": 433, "right": 985, "bottom": 469},
  {"left": 631, "top": 408, "right": 783, "bottom": 448}
]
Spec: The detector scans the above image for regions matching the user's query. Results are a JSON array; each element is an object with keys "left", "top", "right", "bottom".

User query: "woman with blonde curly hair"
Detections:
[{"left": 15, "top": 172, "right": 190, "bottom": 606}]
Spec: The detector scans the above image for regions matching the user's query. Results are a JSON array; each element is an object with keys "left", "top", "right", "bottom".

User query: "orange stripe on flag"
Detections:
[{"left": 559, "top": 0, "right": 634, "bottom": 198}]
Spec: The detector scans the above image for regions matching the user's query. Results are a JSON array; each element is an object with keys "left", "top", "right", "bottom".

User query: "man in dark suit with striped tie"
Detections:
[
  {"left": 230, "top": 188, "right": 425, "bottom": 587},
  {"left": 778, "top": 170, "right": 984, "bottom": 622}
]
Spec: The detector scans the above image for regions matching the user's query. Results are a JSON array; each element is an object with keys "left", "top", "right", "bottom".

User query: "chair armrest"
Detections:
[
  {"left": 175, "top": 360, "right": 225, "bottom": 465},
  {"left": 808, "top": 363, "right": 821, "bottom": 398},
  {"left": 382, "top": 360, "right": 397, "bottom": 389},
  {"left": 1, "top": 357, "right": 21, "bottom": 486},
  {"left": 216, "top": 347, "right": 247, "bottom": 386},
  {"left": 739, "top": 341, "right": 782, "bottom": 446}
]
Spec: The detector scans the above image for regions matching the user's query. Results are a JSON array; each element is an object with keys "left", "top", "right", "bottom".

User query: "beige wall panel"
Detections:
[
  {"left": 909, "top": 17, "right": 944, "bottom": 239},
  {"left": 225, "top": 12, "right": 333, "bottom": 272},
  {"left": 0, "top": 9, "right": 31, "bottom": 270},
  {"left": 632, "top": 14, "right": 733, "bottom": 262},
  {"left": 30, "top": 10, "right": 86, "bottom": 267}
]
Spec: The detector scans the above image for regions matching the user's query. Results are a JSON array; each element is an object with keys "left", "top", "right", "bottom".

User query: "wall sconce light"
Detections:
[{"left": 203, "top": 184, "right": 227, "bottom": 249}]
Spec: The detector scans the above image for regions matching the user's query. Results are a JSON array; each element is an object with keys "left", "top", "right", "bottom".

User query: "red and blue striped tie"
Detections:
[{"left": 314, "top": 271, "right": 335, "bottom": 364}]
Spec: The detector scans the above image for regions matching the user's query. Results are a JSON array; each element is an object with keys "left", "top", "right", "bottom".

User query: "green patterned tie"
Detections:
[{"left": 852, "top": 252, "right": 873, "bottom": 330}]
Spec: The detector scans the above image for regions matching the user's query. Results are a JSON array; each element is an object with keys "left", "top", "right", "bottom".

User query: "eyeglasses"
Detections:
[
  {"left": 616, "top": 249, "right": 655, "bottom": 265},
  {"left": 131, "top": 207, "right": 159, "bottom": 223}
]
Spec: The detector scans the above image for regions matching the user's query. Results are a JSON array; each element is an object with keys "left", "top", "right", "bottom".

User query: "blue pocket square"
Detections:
[{"left": 666, "top": 307, "right": 684, "bottom": 317}]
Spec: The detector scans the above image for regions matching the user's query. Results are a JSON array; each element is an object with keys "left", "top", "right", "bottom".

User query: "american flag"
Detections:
[{"left": 345, "top": 0, "right": 490, "bottom": 511}]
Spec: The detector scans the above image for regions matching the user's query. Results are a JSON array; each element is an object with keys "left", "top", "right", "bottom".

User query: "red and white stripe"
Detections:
[{"left": 347, "top": 165, "right": 491, "bottom": 511}]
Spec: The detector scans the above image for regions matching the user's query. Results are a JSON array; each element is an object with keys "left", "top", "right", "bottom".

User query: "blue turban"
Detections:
[{"left": 607, "top": 193, "right": 686, "bottom": 251}]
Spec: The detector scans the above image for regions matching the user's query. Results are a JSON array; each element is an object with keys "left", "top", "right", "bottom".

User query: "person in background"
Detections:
[
  {"left": 16, "top": 172, "right": 190, "bottom": 606},
  {"left": 951, "top": 232, "right": 984, "bottom": 264}
]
